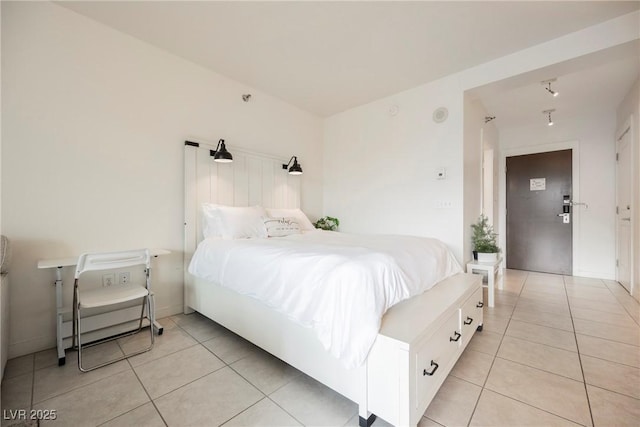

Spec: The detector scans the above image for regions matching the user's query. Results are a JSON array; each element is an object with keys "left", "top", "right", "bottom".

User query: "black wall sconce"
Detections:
[
  {"left": 282, "top": 156, "right": 303, "bottom": 175},
  {"left": 210, "top": 139, "right": 233, "bottom": 163}
]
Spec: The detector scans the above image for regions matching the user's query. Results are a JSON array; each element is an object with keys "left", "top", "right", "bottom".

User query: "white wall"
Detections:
[
  {"left": 617, "top": 77, "right": 640, "bottom": 300},
  {"left": 323, "top": 11, "right": 638, "bottom": 266},
  {"left": 323, "top": 78, "right": 466, "bottom": 260},
  {"left": 463, "top": 97, "right": 499, "bottom": 263},
  {"left": 1, "top": 2, "right": 323, "bottom": 357},
  {"left": 498, "top": 110, "right": 618, "bottom": 279}
]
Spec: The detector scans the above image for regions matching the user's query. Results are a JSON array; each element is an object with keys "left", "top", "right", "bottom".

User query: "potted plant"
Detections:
[
  {"left": 471, "top": 214, "right": 500, "bottom": 262},
  {"left": 313, "top": 216, "right": 340, "bottom": 231}
]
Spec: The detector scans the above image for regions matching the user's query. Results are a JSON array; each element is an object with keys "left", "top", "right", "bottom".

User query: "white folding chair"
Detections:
[{"left": 72, "top": 249, "right": 155, "bottom": 372}]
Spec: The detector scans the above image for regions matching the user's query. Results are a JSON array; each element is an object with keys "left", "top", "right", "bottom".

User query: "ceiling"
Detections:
[
  {"left": 58, "top": 1, "right": 639, "bottom": 119},
  {"left": 470, "top": 40, "right": 640, "bottom": 130}
]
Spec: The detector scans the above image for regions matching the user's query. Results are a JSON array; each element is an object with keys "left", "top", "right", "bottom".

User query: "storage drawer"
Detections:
[
  {"left": 460, "top": 287, "right": 483, "bottom": 346},
  {"left": 415, "top": 309, "right": 460, "bottom": 407}
]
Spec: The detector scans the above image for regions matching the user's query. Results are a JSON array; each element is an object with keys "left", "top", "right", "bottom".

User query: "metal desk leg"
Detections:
[
  {"left": 149, "top": 258, "right": 164, "bottom": 336},
  {"left": 54, "top": 266, "right": 65, "bottom": 366},
  {"left": 153, "top": 321, "right": 164, "bottom": 335}
]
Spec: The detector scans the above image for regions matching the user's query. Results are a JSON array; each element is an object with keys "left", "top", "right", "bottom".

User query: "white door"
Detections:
[{"left": 616, "top": 120, "right": 633, "bottom": 293}]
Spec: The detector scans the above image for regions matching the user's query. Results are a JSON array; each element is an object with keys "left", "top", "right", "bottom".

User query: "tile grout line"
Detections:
[
  {"left": 604, "top": 282, "right": 640, "bottom": 327},
  {"left": 224, "top": 359, "right": 313, "bottom": 427},
  {"left": 30, "top": 356, "right": 130, "bottom": 407},
  {"left": 563, "top": 275, "right": 595, "bottom": 427},
  {"left": 502, "top": 328, "right": 578, "bottom": 354},
  {"left": 175, "top": 313, "right": 311, "bottom": 426},
  {"left": 491, "top": 355, "right": 585, "bottom": 384},
  {"left": 98, "top": 318, "right": 208, "bottom": 427},
  {"left": 465, "top": 271, "right": 529, "bottom": 427},
  {"left": 122, "top": 355, "right": 169, "bottom": 427},
  {"left": 483, "top": 386, "right": 598, "bottom": 426}
]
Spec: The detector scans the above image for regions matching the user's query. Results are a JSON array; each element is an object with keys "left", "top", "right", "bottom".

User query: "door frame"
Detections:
[
  {"left": 499, "top": 140, "right": 580, "bottom": 275},
  {"left": 615, "top": 116, "right": 634, "bottom": 296}
]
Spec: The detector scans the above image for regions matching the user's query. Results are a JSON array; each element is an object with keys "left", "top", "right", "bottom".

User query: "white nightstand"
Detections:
[{"left": 466, "top": 257, "right": 503, "bottom": 308}]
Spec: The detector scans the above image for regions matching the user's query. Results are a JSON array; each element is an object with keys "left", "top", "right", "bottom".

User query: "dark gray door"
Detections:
[{"left": 506, "top": 150, "right": 572, "bottom": 275}]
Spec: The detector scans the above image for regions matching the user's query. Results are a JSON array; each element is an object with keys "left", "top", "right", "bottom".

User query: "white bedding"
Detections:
[{"left": 188, "top": 231, "right": 462, "bottom": 368}]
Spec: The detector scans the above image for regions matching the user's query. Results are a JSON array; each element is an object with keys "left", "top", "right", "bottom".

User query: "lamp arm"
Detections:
[{"left": 283, "top": 156, "right": 296, "bottom": 169}]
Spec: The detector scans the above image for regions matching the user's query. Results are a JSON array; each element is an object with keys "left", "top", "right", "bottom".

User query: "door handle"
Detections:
[{"left": 557, "top": 213, "right": 570, "bottom": 223}]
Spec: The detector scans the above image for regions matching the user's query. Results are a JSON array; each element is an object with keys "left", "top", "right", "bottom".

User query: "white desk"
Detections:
[
  {"left": 38, "top": 248, "right": 170, "bottom": 366},
  {"left": 466, "top": 257, "right": 503, "bottom": 308}
]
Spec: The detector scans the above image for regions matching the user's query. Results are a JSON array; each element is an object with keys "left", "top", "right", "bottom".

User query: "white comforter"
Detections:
[{"left": 188, "top": 231, "right": 461, "bottom": 368}]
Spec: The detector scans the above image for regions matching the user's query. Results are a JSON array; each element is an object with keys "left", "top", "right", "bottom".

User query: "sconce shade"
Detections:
[
  {"left": 289, "top": 160, "right": 303, "bottom": 175},
  {"left": 213, "top": 139, "right": 233, "bottom": 163},
  {"left": 283, "top": 156, "right": 303, "bottom": 175}
]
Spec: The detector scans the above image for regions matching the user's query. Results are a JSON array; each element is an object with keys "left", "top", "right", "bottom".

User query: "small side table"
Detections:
[{"left": 466, "top": 257, "right": 503, "bottom": 308}]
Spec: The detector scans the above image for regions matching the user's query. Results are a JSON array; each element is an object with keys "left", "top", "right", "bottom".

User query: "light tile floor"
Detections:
[{"left": 2, "top": 270, "right": 639, "bottom": 426}]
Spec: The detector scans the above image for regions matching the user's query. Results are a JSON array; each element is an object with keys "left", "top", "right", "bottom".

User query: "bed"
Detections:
[{"left": 183, "top": 141, "right": 483, "bottom": 426}]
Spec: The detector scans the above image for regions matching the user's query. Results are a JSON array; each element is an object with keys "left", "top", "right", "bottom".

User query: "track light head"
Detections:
[
  {"left": 484, "top": 116, "right": 496, "bottom": 123},
  {"left": 542, "top": 109, "right": 555, "bottom": 126},
  {"left": 541, "top": 79, "right": 559, "bottom": 97}
]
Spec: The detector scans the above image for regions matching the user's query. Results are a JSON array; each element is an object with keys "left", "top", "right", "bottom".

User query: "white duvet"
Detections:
[{"left": 188, "top": 230, "right": 461, "bottom": 368}]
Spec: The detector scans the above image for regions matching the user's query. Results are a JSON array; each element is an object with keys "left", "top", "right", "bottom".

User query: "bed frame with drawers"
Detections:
[{"left": 183, "top": 141, "right": 483, "bottom": 426}]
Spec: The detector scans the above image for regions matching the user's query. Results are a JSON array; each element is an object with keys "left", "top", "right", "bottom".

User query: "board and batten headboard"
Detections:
[{"left": 183, "top": 140, "right": 302, "bottom": 308}]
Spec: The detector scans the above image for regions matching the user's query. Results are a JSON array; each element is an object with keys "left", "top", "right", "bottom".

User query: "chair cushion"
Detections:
[{"left": 79, "top": 284, "right": 149, "bottom": 309}]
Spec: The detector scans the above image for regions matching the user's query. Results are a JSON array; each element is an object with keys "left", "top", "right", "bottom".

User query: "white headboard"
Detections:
[{"left": 183, "top": 140, "right": 302, "bottom": 279}]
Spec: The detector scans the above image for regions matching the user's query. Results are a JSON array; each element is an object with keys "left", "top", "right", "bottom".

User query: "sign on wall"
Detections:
[{"left": 530, "top": 178, "right": 546, "bottom": 191}]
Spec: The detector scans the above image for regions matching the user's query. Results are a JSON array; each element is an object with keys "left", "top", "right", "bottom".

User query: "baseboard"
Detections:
[
  {"left": 574, "top": 270, "right": 615, "bottom": 281},
  {"left": 156, "top": 303, "right": 184, "bottom": 320},
  {"left": 9, "top": 335, "right": 55, "bottom": 359},
  {"left": 8, "top": 303, "right": 186, "bottom": 359}
]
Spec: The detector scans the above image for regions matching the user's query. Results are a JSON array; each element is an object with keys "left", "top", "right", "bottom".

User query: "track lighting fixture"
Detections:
[
  {"left": 242, "top": 94, "right": 252, "bottom": 102},
  {"left": 211, "top": 139, "right": 233, "bottom": 163},
  {"left": 484, "top": 116, "right": 496, "bottom": 123},
  {"left": 542, "top": 109, "right": 555, "bottom": 126},
  {"left": 541, "top": 79, "right": 559, "bottom": 97},
  {"left": 282, "top": 156, "right": 303, "bottom": 175}
]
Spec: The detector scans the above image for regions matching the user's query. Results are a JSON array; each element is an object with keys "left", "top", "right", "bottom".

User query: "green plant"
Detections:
[
  {"left": 314, "top": 216, "right": 340, "bottom": 231},
  {"left": 471, "top": 214, "right": 500, "bottom": 253}
]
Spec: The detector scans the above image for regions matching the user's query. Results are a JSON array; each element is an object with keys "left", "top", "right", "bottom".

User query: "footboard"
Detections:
[
  {"left": 366, "top": 273, "right": 482, "bottom": 426},
  {"left": 185, "top": 272, "right": 481, "bottom": 427}
]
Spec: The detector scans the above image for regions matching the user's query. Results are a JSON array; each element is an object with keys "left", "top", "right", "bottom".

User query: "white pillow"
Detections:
[
  {"left": 265, "top": 208, "right": 315, "bottom": 231},
  {"left": 202, "top": 204, "right": 267, "bottom": 239},
  {"left": 264, "top": 217, "right": 302, "bottom": 237},
  {"left": 201, "top": 203, "right": 223, "bottom": 238}
]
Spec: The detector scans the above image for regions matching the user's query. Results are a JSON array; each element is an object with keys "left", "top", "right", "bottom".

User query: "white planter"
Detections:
[{"left": 477, "top": 252, "right": 498, "bottom": 263}]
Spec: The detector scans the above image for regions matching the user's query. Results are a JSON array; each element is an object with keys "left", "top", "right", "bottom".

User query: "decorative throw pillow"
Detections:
[
  {"left": 265, "top": 208, "right": 315, "bottom": 231},
  {"left": 264, "top": 217, "right": 302, "bottom": 237}
]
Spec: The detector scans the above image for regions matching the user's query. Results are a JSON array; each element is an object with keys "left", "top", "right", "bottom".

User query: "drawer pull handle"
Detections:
[
  {"left": 423, "top": 360, "right": 439, "bottom": 376},
  {"left": 476, "top": 302, "right": 483, "bottom": 308},
  {"left": 450, "top": 331, "right": 461, "bottom": 342},
  {"left": 464, "top": 316, "right": 473, "bottom": 325}
]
